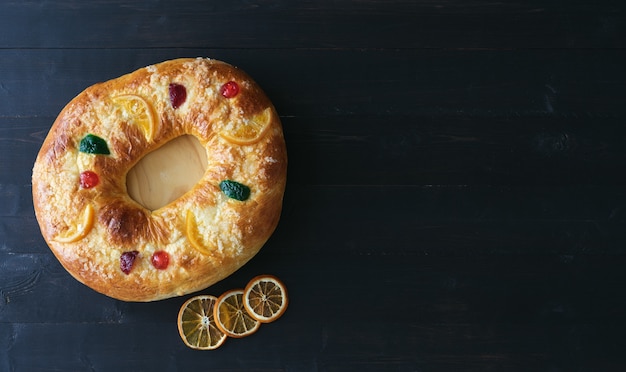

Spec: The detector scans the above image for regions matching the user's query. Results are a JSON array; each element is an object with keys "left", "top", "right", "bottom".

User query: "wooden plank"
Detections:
[
  {"left": 0, "top": 185, "right": 626, "bottom": 256},
  {"left": 284, "top": 115, "right": 626, "bottom": 186},
  {"left": 276, "top": 185, "right": 626, "bottom": 255},
  {"left": 4, "top": 183, "right": 626, "bottom": 256},
  {"left": 1, "top": 49, "right": 625, "bottom": 118},
  {"left": 6, "top": 114, "right": 626, "bottom": 187},
  {"left": 2, "top": 255, "right": 625, "bottom": 370},
  {"left": 0, "top": 0, "right": 624, "bottom": 49}
]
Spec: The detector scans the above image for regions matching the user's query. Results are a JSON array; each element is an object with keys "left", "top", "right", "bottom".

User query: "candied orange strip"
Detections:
[
  {"left": 54, "top": 203, "right": 95, "bottom": 243},
  {"left": 219, "top": 107, "right": 272, "bottom": 145},
  {"left": 185, "top": 210, "right": 211, "bottom": 256},
  {"left": 112, "top": 94, "right": 158, "bottom": 141}
]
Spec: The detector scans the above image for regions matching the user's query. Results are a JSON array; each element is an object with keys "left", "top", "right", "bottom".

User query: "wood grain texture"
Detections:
[
  {"left": 1, "top": 0, "right": 626, "bottom": 370},
  {"left": 2, "top": 49, "right": 625, "bottom": 118},
  {"left": 0, "top": 0, "right": 624, "bottom": 49}
]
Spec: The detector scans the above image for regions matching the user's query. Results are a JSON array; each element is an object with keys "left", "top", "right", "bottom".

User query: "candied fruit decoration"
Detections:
[
  {"left": 120, "top": 251, "right": 139, "bottom": 275},
  {"left": 79, "top": 171, "right": 99, "bottom": 189},
  {"left": 151, "top": 251, "right": 170, "bottom": 270},
  {"left": 219, "top": 180, "right": 250, "bottom": 201},
  {"left": 218, "top": 107, "right": 272, "bottom": 145},
  {"left": 185, "top": 210, "right": 211, "bottom": 256},
  {"left": 79, "top": 134, "right": 110, "bottom": 155},
  {"left": 169, "top": 83, "right": 187, "bottom": 109},
  {"left": 53, "top": 204, "right": 95, "bottom": 243},
  {"left": 220, "top": 81, "right": 239, "bottom": 98},
  {"left": 112, "top": 94, "right": 157, "bottom": 141}
]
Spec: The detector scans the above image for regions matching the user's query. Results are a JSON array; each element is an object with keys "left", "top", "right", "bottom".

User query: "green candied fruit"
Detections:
[
  {"left": 79, "top": 134, "right": 110, "bottom": 155},
  {"left": 219, "top": 180, "right": 251, "bottom": 201}
]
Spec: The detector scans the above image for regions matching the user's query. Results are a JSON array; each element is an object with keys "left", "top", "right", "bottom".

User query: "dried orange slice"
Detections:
[
  {"left": 214, "top": 289, "right": 260, "bottom": 338},
  {"left": 185, "top": 210, "right": 211, "bottom": 256},
  {"left": 219, "top": 107, "right": 272, "bottom": 145},
  {"left": 243, "top": 275, "right": 289, "bottom": 323},
  {"left": 54, "top": 203, "right": 95, "bottom": 243},
  {"left": 112, "top": 94, "right": 157, "bottom": 141},
  {"left": 177, "top": 295, "right": 227, "bottom": 350}
]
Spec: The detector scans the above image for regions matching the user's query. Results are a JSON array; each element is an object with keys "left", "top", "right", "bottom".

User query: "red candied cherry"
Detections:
[
  {"left": 169, "top": 83, "right": 187, "bottom": 109},
  {"left": 151, "top": 251, "right": 170, "bottom": 270},
  {"left": 120, "top": 251, "right": 139, "bottom": 275},
  {"left": 79, "top": 170, "right": 100, "bottom": 189},
  {"left": 220, "top": 81, "right": 239, "bottom": 98}
]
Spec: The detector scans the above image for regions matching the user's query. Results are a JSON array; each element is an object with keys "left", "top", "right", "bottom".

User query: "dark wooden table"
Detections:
[{"left": 1, "top": 1, "right": 625, "bottom": 371}]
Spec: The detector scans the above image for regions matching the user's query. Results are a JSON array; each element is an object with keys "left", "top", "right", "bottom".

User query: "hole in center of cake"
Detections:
[{"left": 126, "top": 135, "right": 208, "bottom": 211}]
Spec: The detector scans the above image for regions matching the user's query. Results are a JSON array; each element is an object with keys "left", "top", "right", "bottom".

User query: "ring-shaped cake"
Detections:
[{"left": 32, "top": 58, "right": 287, "bottom": 301}]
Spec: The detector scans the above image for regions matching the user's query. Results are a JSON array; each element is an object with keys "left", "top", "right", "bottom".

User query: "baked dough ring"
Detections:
[{"left": 32, "top": 58, "right": 287, "bottom": 302}]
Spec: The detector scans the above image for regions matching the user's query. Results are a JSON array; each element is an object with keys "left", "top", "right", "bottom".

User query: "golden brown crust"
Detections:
[{"left": 32, "top": 58, "right": 287, "bottom": 301}]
